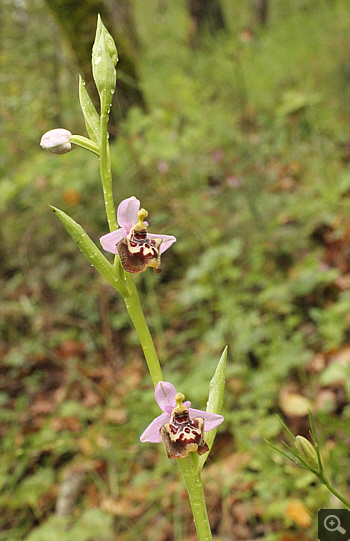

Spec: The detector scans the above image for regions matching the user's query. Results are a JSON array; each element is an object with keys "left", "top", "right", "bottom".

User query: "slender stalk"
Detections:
[
  {"left": 100, "top": 113, "right": 118, "bottom": 232},
  {"left": 98, "top": 109, "right": 162, "bottom": 385},
  {"left": 123, "top": 273, "right": 163, "bottom": 386},
  {"left": 177, "top": 459, "right": 212, "bottom": 541},
  {"left": 318, "top": 474, "right": 350, "bottom": 509},
  {"left": 145, "top": 271, "right": 167, "bottom": 362},
  {"left": 70, "top": 135, "right": 100, "bottom": 156}
]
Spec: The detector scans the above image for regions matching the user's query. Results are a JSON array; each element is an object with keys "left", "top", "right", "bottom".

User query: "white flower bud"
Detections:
[{"left": 40, "top": 129, "right": 72, "bottom": 154}]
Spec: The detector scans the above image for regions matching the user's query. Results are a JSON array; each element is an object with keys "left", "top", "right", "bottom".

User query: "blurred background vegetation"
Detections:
[{"left": 1, "top": 0, "right": 350, "bottom": 539}]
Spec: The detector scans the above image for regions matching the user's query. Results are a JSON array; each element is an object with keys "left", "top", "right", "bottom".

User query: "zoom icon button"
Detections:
[{"left": 318, "top": 509, "right": 350, "bottom": 541}]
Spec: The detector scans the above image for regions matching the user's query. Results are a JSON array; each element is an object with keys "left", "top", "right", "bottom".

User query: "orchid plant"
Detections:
[{"left": 40, "top": 16, "right": 226, "bottom": 540}]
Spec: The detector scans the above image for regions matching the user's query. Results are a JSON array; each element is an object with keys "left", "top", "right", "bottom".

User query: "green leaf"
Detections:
[
  {"left": 51, "top": 206, "right": 129, "bottom": 298},
  {"left": 195, "top": 346, "right": 227, "bottom": 473},
  {"left": 79, "top": 75, "right": 101, "bottom": 147}
]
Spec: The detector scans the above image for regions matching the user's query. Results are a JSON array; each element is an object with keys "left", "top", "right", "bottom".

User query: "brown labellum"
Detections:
[
  {"left": 117, "top": 229, "right": 163, "bottom": 274},
  {"left": 160, "top": 409, "right": 209, "bottom": 459}
]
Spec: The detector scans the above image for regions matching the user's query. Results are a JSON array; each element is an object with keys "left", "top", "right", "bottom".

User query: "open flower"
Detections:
[
  {"left": 100, "top": 197, "right": 176, "bottom": 274},
  {"left": 40, "top": 129, "right": 73, "bottom": 154},
  {"left": 140, "top": 381, "right": 224, "bottom": 444}
]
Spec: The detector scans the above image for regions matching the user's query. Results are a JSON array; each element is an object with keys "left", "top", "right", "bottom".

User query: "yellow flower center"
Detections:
[
  {"left": 132, "top": 208, "right": 148, "bottom": 232},
  {"left": 174, "top": 392, "right": 187, "bottom": 413}
]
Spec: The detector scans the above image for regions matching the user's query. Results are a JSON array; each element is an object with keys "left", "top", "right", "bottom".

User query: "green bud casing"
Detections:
[
  {"left": 92, "top": 15, "right": 117, "bottom": 116},
  {"left": 295, "top": 435, "right": 319, "bottom": 470}
]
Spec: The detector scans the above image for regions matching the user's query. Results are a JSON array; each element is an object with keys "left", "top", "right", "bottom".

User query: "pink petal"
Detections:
[
  {"left": 117, "top": 197, "right": 140, "bottom": 233},
  {"left": 100, "top": 228, "right": 127, "bottom": 254},
  {"left": 155, "top": 381, "right": 177, "bottom": 412},
  {"left": 140, "top": 411, "right": 169, "bottom": 443},
  {"left": 155, "top": 382, "right": 191, "bottom": 414},
  {"left": 147, "top": 233, "right": 176, "bottom": 254},
  {"left": 188, "top": 408, "right": 224, "bottom": 432}
]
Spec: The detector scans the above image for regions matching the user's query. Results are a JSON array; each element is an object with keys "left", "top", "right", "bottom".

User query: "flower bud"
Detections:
[
  {"left": 92, "top": 16, "right": 117, "bottom": 115},
  {"left": 40, "top": 129, "right": 72, "bottom": 154},
  {"left": 295, "top": 435, "right": 319, "bottom": 469}
]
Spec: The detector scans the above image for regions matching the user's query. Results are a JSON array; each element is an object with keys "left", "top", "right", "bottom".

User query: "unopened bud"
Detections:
[
  {"left": 92, "top": 16, "right": 117, "bottom": 114},
  {"left": 295, "top": 435, "right": 319, "bottom": 469},
  {"left": 40, "top": 129, "right": 72, "bottom": 154}
]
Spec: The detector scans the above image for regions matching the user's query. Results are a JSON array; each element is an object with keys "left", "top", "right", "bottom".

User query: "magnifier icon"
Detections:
[{"left": 324, "top": 514, "right": 346, "bottom": 534}]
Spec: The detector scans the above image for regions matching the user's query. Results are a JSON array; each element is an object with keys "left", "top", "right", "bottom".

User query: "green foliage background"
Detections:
[{"left": 1, "top": 0, "right": 350, "bottom": 539}]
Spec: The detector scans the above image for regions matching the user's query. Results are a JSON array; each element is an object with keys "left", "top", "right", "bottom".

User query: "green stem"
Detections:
[
  {"left": 177, "top": 459, "right": 212, "bottom": 541},
  {"left": 318, "top": 473, "right": 350, "bottom": 509},
  {"left": 98, "top": 109, "right": 162, "bottom": 384},
  {"left": 123, "top": 273, "right": 163, "bottom": 386},
  {"left": 100, "top": 113, "right": 118, "bottom": 232},
  {"left": 70, "top": 135, "right": 100, "bottom": 156},
  {"left": 145, "top": 271, "right": 167, "bottom": 362}
]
